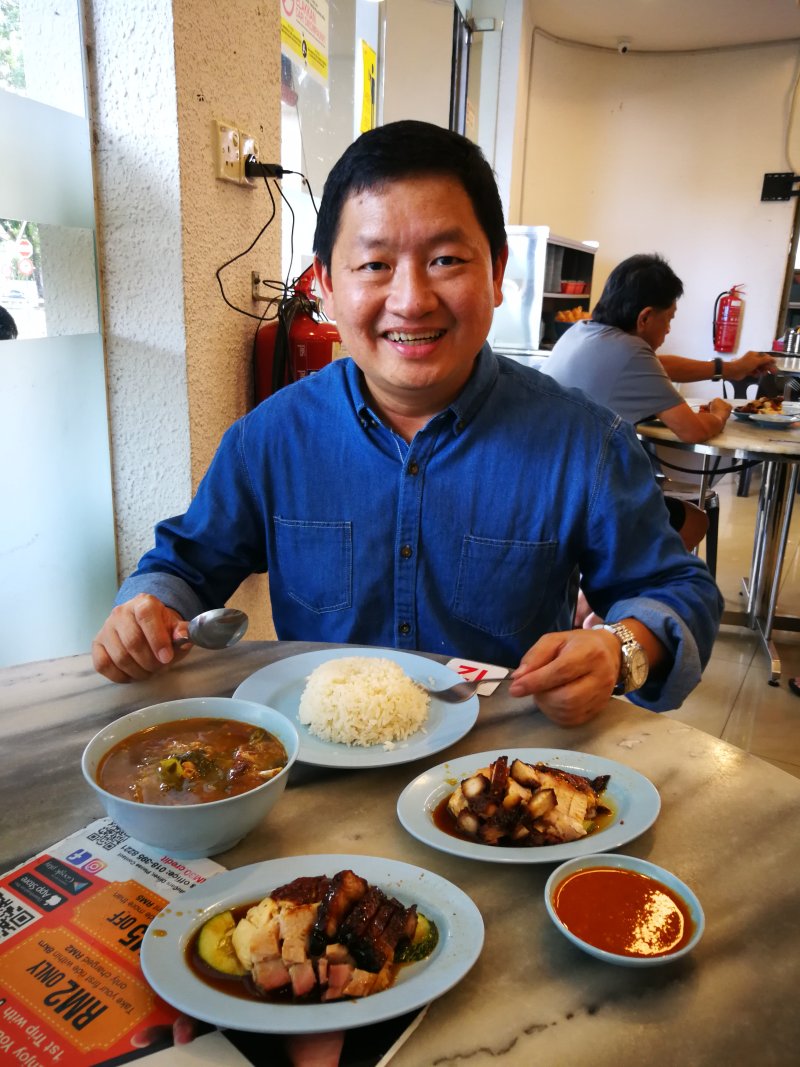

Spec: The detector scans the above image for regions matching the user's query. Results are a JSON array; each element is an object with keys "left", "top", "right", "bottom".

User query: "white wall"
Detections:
[
  {"left": 86, "top": 0, "right": 282, "bottom": 638},
  {"left": 382, "top": 0, "right": 453, "bottom": 127},
  {"left": 518, "top": 32, "right": 800, "bottom": 364}
]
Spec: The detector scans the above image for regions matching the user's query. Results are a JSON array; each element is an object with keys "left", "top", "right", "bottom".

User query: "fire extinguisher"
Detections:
[
  {"left": 712, "top": 285, "right": 745, "bottom": 353},
  {"left": 253, "top": 265, "right": 343, "bottom": 403}
]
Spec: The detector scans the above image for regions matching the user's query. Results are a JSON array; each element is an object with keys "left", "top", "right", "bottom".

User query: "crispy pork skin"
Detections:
[{"left": 446, "top": 756, "right": 609, "bottom": 847}]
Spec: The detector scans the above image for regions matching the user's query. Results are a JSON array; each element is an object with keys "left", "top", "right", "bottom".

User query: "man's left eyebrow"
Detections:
[{"left": 425, "top": 227, "right": 471, "bottom": 245}]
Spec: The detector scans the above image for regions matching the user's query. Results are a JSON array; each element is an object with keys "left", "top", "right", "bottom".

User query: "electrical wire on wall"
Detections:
[
  {"left": 213, "top": 159, "right": 330, "bottom": 407},
  {"left": 213, "top": 165, "right": 313, "bottom": 323}
]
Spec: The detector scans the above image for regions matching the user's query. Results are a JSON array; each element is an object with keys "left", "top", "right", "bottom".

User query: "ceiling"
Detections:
[{"left": 526, "top": 0, "right": 800, "bottom": 52}]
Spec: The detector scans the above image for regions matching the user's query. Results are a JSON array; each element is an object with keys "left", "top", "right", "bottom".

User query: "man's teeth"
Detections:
[{"left": 385, "top": 331, "right": 444, "bottom": 343}]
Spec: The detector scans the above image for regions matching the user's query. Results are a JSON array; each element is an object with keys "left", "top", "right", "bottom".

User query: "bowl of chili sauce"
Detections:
[{"left": 544, "top": 853, "right": 704, "bottom": 966}]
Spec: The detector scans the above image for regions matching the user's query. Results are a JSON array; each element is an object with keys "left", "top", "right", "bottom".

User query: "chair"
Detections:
[
  {"left": 642, "top": 441, "right": 719, "bottom": 577},
  {"left": 661, "top": 480, "right": 719, "bottom": 576}
]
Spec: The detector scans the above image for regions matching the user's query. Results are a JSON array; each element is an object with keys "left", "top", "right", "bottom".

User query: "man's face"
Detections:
[
  {"left": 637, "top": 301, "right": 677, "bottom": 351},
  {"left": 314, "top": 174, "right": 507, "bottom": 421}
]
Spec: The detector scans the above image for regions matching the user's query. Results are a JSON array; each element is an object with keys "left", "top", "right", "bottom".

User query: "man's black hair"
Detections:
[
  {"left": 592, "top": 253, "right": 684, "bottom": 332},
  {"left": 0, "top": 306, "right": 18, "bottom": 340},
  {"left": 313, "top": 120, "right": 506, "bottom": 269}
]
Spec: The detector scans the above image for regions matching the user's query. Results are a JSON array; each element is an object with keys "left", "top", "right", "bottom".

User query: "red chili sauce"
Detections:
[
  {"left": 552, "top": 867, "right": 695, "bottom": 957},
  {"left": 431, "top": 794, "right": 616, "bottom": 847}
]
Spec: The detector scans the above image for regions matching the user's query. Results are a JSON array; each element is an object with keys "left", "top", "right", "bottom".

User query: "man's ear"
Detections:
[
  {"left": 313, "top": 256, "right": 335, "bottom": 318},
  {"left": 492, "top": 244, "right": 509, "bottom": 308},
  {"left": 635, "top": 306, "right": 655, "bottom": 337}
]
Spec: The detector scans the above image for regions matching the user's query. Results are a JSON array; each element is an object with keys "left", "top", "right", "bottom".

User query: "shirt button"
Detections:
[
  {"left": 400, "top": 544, "right": 412, "bottom": 559},
  {"left": 456, "top": 420, "right": 465, "bottom": 432},
  {"left": 408, "top": 461, "right": 419, "bottom": 475},
  {"left": 398, "top": 622, "right": 411, "bottom": 635}
]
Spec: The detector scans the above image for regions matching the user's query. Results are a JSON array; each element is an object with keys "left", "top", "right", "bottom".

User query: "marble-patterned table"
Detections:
[{"left": 2, "top": 641, "right": 799, "bottom": 1066}]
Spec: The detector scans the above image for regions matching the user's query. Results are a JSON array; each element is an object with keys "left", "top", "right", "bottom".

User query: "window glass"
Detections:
[
  {"left": 0, "top": 0, "right": 85, "bottom": 116},
  {"left": 1, "top": 217, "right": 98, "bottom": 339}
]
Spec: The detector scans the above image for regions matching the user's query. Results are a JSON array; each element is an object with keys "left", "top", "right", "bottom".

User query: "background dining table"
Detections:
[
  {"left": 637, "top": 412, "right": 800, "bottom": 682},
  {"left": 2, "top": 640, "right": 799, "bottom": 1066}
]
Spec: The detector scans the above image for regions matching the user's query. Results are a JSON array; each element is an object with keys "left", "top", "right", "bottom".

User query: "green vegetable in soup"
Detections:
[{"left": 157, "top": 757, "right": 186, "bottom": 788}]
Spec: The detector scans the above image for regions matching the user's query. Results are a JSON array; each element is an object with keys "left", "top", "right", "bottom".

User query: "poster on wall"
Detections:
[
  {"left": 360, "top": 40, "right": 377, "bottom": 132},
  {"left": 280, "top": 0, "right": 330, "bottom": 86}
]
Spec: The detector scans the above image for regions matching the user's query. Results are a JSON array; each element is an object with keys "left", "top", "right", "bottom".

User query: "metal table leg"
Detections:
[{"left": 750, "top": 460, "right": 799, "bottom": 684}]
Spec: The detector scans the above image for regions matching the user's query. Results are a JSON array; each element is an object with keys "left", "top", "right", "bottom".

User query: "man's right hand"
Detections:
[
  {"left": 92, "top": 594, "right": 191, "bottom": 683},
  {"left": 707, "top": 396, "right": 732, "bottom": 423}
]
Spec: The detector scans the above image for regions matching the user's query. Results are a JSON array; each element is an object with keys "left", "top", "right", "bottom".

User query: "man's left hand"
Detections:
[
  {"left": 727, "top": 351, "right": 777, "bottom": 380},
  {"left": 508, "top": 628, "right": 623, "bottom": 726}
]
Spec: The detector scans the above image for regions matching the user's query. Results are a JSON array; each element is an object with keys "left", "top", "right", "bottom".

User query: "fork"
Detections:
[{"left": 418, "top": 675, "right": 511, "bottom": 703}]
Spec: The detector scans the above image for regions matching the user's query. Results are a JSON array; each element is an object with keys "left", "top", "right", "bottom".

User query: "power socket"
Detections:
[
  {"left": 214, "top": 120, "right": 260, "bottom": 186},
  {"left": 214, "top": 120, "right": 241, "bottom": 184}
]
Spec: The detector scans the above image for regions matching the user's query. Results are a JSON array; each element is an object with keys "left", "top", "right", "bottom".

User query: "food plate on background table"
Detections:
[
  {"left": 233, "top": 648, "right": 480, "bottom": 768},
  {"left": 140, "top": 854, "right": 484, "bottom": 1034},
  {"left": 396, "top": 748, "right": 660, "bottom": 865},
  {"left": 748, "top": 413, "right": 800, "bottom": 429}
]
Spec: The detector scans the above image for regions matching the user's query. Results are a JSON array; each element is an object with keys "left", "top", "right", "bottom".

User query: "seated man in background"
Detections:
[
  {"left": 541, "top": 253, "right": 776, "bottom": 549},
  {"left": 93, "top": 121, "right": 722, "bottom": 727}
]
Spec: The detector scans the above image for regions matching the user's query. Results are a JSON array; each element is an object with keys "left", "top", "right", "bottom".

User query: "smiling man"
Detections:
[{"left": 93, "top": 121, "right": 722, "bottom": 726}]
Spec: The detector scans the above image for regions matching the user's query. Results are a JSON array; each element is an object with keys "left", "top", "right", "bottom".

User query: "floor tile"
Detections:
[
  {"left": 664, "top": 656, "right": 746, "bottom": 737},
  {"left": 666, "top": 473, "right": 800, "bottom": 781},
  {"left": 722, "top": 656, "right": 800, "bottom": 766}
]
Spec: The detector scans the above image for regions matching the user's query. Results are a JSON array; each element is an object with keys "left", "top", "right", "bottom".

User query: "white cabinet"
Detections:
[{"left": 489, "top": 227, "right": 597, "bottom": 355}]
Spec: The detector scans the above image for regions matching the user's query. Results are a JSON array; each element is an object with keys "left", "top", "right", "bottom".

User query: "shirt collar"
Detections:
[{"left": 345, "top": 344, "right": 499, "bottom": 435}]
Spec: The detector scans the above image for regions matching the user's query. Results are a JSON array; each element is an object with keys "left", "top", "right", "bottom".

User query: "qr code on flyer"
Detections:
[
  {"left": 0, "top": 887, "right": 38, "bottom": 944},
  {"left": 86, "top": 821, "right": 129, "bottom": 852}
]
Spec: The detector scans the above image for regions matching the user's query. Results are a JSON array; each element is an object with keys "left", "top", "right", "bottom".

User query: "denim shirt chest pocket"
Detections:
[
  {"left": 452, "top": 534, "right": 559, "bottom": 636},
  {"left": 274, "top": 516, "right": 352, "bottom": 612}
]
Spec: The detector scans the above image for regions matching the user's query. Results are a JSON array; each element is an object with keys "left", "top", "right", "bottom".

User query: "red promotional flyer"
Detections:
[{"left": 0, "top": 818, "right": 224, "bottom": 1066}]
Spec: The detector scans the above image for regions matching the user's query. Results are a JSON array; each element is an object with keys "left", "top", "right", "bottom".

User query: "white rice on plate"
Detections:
[{"left": 298, "top": 656, "right": 430, "bottom": 748}]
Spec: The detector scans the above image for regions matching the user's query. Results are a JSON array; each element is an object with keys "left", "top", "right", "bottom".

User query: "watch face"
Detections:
[{"left": 626, "top": 644, "right": 649, "bottom": 689}]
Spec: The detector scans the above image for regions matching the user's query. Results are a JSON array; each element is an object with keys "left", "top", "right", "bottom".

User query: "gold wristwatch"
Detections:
[{"left": 593, "top": 622, "right": 649, "bottom": 694}]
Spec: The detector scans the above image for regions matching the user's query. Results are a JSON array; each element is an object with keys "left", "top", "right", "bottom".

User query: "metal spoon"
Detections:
[
  {"left": 173, "top": 608, "right": 249, "bottom": 650},
  {"left": 419, "top": 675, "right": 512, "bottom": 704}
]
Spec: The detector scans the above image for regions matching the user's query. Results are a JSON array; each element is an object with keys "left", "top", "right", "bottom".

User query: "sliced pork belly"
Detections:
[
  {"left": 309, "top": 869, "right": 369, "bottom": 955},
  {"left": 252, "top": 957, "right": 291, "bottom": 992},
  {"left": 279, "top": 903, "right": 319, "bottom": 964},
  {"left": 447, "top": 756, "right": 609, "bottom": 847}
]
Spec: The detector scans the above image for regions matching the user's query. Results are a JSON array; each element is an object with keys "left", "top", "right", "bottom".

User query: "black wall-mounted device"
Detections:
[{"left": 760, "top": 172, "right": 799, "bottom": 201}]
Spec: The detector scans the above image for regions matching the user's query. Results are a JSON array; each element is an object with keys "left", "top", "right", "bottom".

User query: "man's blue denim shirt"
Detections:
[{"left": 118, "top": 346, "right": 722, "bottom": 711}]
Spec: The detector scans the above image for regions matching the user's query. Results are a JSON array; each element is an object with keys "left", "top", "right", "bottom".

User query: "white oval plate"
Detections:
[
  {"left": 748, "top": 413, "right": 800, "bottom": 428},
  {"left": 396, "top": 748, "right": 660, "bottom": 865},
  {"left": 233, "top": 648, "right": 480, "bottom": 768},
  {"left": 140, "top": 854, "right": 484, "bottom": 1034}
]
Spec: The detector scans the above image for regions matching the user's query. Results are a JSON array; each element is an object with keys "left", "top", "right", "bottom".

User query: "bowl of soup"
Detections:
[
  {"left": 544, "top": 853, "right": 704, "bottom": 967},
  {"left": 82, "top": 697, "right": 299, "bottom": 858}
]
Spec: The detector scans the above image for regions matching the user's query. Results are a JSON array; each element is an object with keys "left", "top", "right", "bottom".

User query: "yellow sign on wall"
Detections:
[
  {"left": 281, "top": 0, "right": 329, "bottom": 86},
  {"left": 360, "top": 40, "right": 377, "bottom": 133}
]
